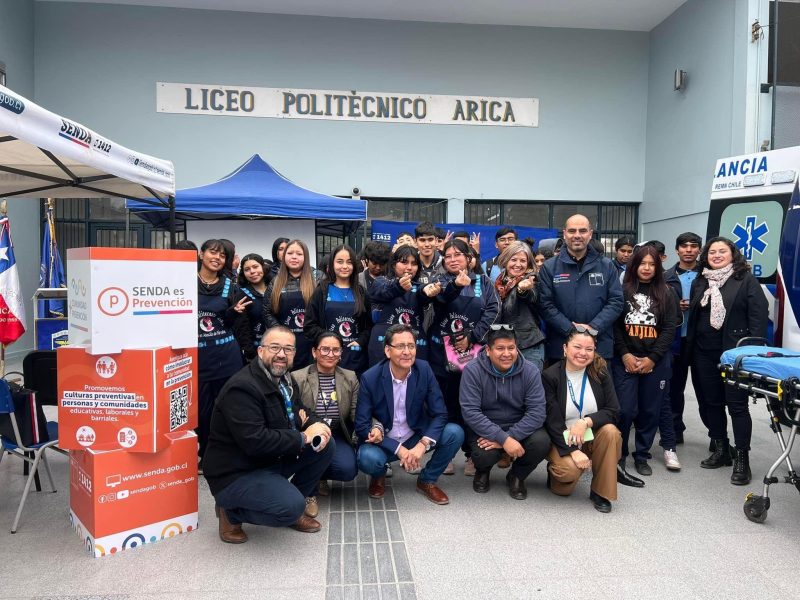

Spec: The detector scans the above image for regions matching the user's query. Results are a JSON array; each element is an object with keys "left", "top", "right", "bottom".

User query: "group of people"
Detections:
[{"left": 184, "top": 213, "right": 767, "bottom": 544}]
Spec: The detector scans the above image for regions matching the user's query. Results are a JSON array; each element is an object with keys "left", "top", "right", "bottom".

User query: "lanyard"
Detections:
[{"left": 567, "top": 371, "right": 588, "bottom": 417}]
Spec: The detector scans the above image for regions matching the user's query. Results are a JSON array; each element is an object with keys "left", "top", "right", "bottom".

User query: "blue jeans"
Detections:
[
  {"left": 357, "top": 423, "right": 464, "bottom": 484},
  {"left": 520, "top": 343, "right": 545, "bottom": 373},
  {"left": 213, "top": 439, "right": 335, "bottom": 527},
  {"left": 315, "top": 431, "right": 358, "bottom": 494}
]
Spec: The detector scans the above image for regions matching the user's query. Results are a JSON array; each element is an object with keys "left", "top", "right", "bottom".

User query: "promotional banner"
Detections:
[
  {"left": 0, "top": 83, "right": 175, "bottom": 198},
  {"left": 0, "top": 215, "right": 26, "bottom": 345},
  {"left": 158, "top": 82, "right": 539, "bottom": 128},
  {"left": 69, "top": 430, "right": 198, "bottom": 558},
  {"left": 58, "top": 346, "right": 198, "bottom": 453},
  {"left": 370, "top": 220, "right": 559, "bottom": 262},
  {"left": 67, "top": 248, "right": 198, "bottom": 354}
]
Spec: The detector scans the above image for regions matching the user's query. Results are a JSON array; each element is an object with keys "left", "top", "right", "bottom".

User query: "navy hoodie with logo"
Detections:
[{"left": 536, "top": 245, "right": 624, "bottom": 360}]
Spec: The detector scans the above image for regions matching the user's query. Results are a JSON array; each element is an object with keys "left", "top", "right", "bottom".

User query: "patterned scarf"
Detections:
[
  {"left": 700, "top": 263, "right": 734, "bottom": 330},
  {"left": 495, "top": 272, "right": 525, "bottom": 301}
]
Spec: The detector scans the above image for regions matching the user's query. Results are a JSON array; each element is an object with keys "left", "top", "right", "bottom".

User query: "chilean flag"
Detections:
[{"left": 0, "top": 216, "right": 27, "bottom": 344}]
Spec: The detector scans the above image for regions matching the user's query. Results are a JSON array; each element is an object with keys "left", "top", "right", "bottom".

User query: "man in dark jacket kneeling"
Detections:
[
  {"left": 204, "top": 326, "right": 334, "bottom": 544},
  {"left": 459, "top": 325, "right": 550, "bottom": 499}
]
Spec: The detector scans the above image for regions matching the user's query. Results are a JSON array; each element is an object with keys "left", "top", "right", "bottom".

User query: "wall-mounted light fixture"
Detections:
[{"left": 674, "top": 69, "right": 687, "bottom": 92}]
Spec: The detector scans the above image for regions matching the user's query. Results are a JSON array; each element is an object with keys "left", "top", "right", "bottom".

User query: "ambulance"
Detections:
[{"left": 707, "top": 146, "right": 800, "bottom": 350}]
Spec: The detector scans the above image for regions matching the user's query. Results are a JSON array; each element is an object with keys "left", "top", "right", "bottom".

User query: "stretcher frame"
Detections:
[{"left": 719, "top": 345, "right": 800, "bottom": 523}]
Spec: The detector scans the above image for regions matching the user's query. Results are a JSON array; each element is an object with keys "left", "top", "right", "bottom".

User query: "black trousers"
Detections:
[
  {"left": 690, "top": 348, "right": 752, "bottom": 450},
  {"left": 668, "top": 342, "right": 696, "bottom": 434},
  {"left": 465, "top": 427, "right": 551, "bottom": 480}
]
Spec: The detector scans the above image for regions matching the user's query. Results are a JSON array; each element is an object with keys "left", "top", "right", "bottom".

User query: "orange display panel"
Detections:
[
  {"left": 58, "top": 346, "right": 197, "bottom": 453},
  {"left": 69, "top": 431, "right": 199, "bottom": 557}
]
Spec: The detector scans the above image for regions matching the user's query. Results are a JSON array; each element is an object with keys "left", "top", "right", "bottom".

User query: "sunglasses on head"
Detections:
[{"left": 569, "top": 325, "right": 598, "bottom": 337}]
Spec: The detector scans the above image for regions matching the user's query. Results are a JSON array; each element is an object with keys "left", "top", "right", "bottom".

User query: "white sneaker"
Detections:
[
  {"left": 664, "top": 449, "right": 681, "bottom": 471},
  {"left": 385, "top": 464, "right": 393, "bottom": 478}
]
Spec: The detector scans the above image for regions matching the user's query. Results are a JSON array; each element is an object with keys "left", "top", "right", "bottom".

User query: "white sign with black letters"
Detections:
[{"left": 157, "top": 82, "right": 538, "bottom": 127}]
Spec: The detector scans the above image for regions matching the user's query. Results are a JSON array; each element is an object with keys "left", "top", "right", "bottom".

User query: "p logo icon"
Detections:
[{"left": 97, "top": 287, "right": 129, "bottom": 316}]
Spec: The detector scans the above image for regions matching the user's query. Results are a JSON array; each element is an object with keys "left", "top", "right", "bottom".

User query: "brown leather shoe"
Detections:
[
  {"left": 291, "top": 514, "right": 321, "bottom": 533},
  {"left": 318, "top": 480, "right": 331, "bottom": 497},
  {"left": 368, "top": 476, "right": 386, "bottom": 499},
  {"left": 305, "top": 496, "right": 319, "bottom": 518},
  {"left": 216, "top": 505, "right": 248, "bottom": 544},
  {"left": 416, "top": 480, "right": 449, "bottom": 505}
]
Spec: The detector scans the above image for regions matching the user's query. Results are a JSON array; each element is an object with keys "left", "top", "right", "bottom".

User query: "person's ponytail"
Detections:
[{"left": 587, "top": 354, "right": 607, "bottom": 383}]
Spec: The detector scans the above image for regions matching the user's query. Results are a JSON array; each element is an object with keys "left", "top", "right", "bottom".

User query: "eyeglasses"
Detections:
[
  {"left": 444, "top": 252, "right": 465, "bottom": 260},
  {"left": 317, "top": 346, "right": 342, "bottom": 356},
  {"left": 261, "top": 344, "right": 297, "bottom": 355},
  {"left": 496, "top": 236, "right": 517, "bottom": 244},
  {"left": 569, "top": 325, "right": 598, "bottom": 337},
  {"left": 490, "top": 324, "right": 515, "bottom": 331},
  {"left": 387, "top": 343, "right": 417, "bottom": 352}
]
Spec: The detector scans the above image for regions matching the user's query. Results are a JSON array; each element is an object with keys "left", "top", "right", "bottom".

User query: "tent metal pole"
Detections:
[{"left": 169, "top": 195, "right": 176, "bottom": 248}]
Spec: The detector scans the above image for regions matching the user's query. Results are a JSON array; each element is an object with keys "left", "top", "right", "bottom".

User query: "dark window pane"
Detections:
[
  {"left": 502, "top": 203, "right": 549, "bottom": 228},
  {"left": 368, "top": 200, "right": 405, "bottom": 222},
  {"left": 465, "top": 202, "right": 502, "bottom": 225}
]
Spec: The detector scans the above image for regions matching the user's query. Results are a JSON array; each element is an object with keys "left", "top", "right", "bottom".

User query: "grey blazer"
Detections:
[{"left": 292, "top": 363, "right": 360, "bottom": 445}]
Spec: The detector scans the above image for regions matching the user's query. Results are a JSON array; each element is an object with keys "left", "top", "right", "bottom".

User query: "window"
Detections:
[{"left": 464, "top": 199, "right": 638, "bottom": 252}]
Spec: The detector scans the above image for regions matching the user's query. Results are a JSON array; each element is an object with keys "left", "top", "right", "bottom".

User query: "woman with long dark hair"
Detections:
[
  {"left": 612, "top": 245, "right": 679, "bottom": 484},
  {"left": 234, "top": 253, "right": 269, "bottom": 360},
  {"left": 687, "top": 237, "right": 768, "bottom": 484},
  {"left": 196, "top": 239, "right": 249, "bottom": 462},
  {"left": 305, "top": 245, "right": 372, "bottom": 377},
  {"left": 263, "top": 239, "right": 320, "bottom": 370},
  {"left": 367, "top": 245, "right": 443, "bottom": 367},
  {"left": 269, "top": 237, "right": 290, "bottom": 281},
  {"left": 429, "top": 238, "right": 499, "bottom": 476},
  {"left": 544, "top": 327, "right": 622, "bottom": 512}
]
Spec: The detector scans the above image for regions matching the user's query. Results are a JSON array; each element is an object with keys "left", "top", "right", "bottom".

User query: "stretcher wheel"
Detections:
[{"left": 743, "top": 493, "right": 769, "bottom": 523}]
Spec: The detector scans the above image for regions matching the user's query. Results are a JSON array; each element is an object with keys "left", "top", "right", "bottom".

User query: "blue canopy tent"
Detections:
[{"left": 126, "top": 154, "right": 367, "bottom": 235}]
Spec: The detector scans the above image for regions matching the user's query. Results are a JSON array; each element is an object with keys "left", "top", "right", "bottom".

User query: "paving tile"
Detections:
[
  {"left": 372, "top": 511, "right": 389, "bottom": 542},
  {"left": 362, "top": 584, "right": 380, "bottom": 600},
  {"left": 342, "top": 585, "right": 361, "bottom": 600},
  {"left": 326, "top": 543, "right": 342, "bottom": 585},
  {"left": 398, "top": 584, "right": 417, "bottom": 600},
  {"left": 358, "top": 512, "right": 373, "bottom": 543},
  {"left": 375, "top": 542, "right": 396, "bottom": 583},
  {"left": 391, "top": 543, "right": 412, "bottom": 583},
  {"left": 325, "top": 587, "right": 342, "bottom": 600},
  {"left": 385, "top": 510, "right": 404, "bottom": 542},
  {"left": 359, "top": 542, "right": 378, "bottom": 584},
  {"left": 342, "top": 544, "right": 360, "bottom": 585},
  {"left": 328, "top": 511, "right": 343, "bottom": 544},
  {"left": 343, "top": 511, "right": 358, "bottom": 543},
  {"left": 381, "top": 584, "right": 400, "bottom": 600}
]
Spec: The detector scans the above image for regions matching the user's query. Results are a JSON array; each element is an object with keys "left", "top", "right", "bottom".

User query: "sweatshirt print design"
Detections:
[{"left": 625, "top": 292, "right": 657, "bottom": 339}]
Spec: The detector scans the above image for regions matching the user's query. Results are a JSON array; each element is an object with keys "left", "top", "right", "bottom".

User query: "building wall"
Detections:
[
  {"left": 641, "top": 0, "right": 750, "bottom": 256},
  {"left": 0, "top": 0, "right": 41, "bottom": 357},
  {"left": 32, "top": 2, "right": 649, "bottom": 206}
]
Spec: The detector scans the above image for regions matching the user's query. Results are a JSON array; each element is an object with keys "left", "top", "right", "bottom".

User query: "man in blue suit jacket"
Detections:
[{"left": 355, "top": 324, "right": 464, "bottom": 505}]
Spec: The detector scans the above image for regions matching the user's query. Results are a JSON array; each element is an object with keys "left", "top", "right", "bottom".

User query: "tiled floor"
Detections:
[{"left": 3, "top": 381, "right": 800, "bottom": 599}]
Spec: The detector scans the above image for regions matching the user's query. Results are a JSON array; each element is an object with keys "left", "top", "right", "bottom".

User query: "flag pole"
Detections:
[{"left": 0, "top": 198, "right": 6, "bottom": 377}]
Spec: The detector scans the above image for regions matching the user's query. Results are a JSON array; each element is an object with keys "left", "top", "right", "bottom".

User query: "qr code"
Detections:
[{"left": 169, "top": 385, "right": 189, "bottom": 431}]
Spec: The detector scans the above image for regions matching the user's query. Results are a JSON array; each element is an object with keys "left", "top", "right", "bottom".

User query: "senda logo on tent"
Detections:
[
  {"left": 59, "top": 118, "right": 92, "bottom": 148},
  {"left": 0, "top": 91, "right": 24, "bottom": 114}
]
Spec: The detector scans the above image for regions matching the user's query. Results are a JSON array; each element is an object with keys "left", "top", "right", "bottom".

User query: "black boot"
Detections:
[
  {"left": 700, "top": 439, "right": 733, "bottom": 469},
  {"left": 731, "top": 448, "right": 751, "bottom": 485}
]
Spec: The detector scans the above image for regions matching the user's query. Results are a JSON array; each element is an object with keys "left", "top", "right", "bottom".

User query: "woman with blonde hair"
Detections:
[{"left": 495, "top": 240, "right": 545, "bottom": 371}]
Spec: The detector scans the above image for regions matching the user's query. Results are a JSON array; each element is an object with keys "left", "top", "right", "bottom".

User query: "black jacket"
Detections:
[
  {"left": 542, "top": 360, "right": 619, "bottom": 457},
  {"left": 496, "top": 272, "right": 545, "bottom": 349},
  {"left": 203, "top": 359, "right": 322, "bottom": 495},
  {"left": 686, "top": 271, "right": 769, "bottom": 354}
]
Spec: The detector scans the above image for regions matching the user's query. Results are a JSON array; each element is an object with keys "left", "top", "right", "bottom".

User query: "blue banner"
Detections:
[
  {"left": 38, "top": 204, "right": 66, "bottom": 318},
  {"left": 370, "top": 220, "right": 559, "bottom": 262}
]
